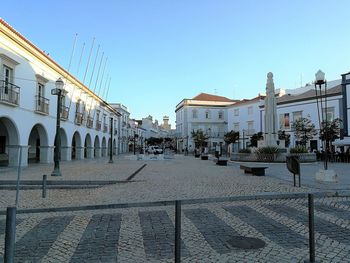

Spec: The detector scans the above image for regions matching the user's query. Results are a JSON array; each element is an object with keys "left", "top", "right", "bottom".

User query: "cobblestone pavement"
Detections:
[
  {"left": 0, "top": 154, "right": 349, "bottom": 262},
  {"left": 0, "top": 197, "right": 350, "bottom": 262}
]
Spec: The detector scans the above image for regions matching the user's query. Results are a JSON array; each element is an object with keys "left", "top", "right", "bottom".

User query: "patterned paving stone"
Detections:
[
  {"left": 14, "top": 215, "right": 74, "bottom": 262},
  {"left": 313, "top": 202, "right": 350, "bottom": 221},
  {"left": 265, "top": 204, "right": 350, "bottom": 245},
  {"left": 338, "top": 200, "right": 350, "bottom": 207},
  {"left": 69, "top": 213, "right": 121, "bottom": 263},
  {"left": 0, "top": 218, "right": 23, "bottom": 236},
  {"left": 225, "top": 205, "right": 308, "bottom": 249},
  {"left": 139, "top": 210, "right": 189, "bottom": 260},
  {"left": 184, "top": 208, "right": 241, "bottom": 254}
]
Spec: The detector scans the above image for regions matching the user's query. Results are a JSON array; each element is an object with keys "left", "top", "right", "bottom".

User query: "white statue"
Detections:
[{"left": 264, "top": 72, "right": 278, "bottom": 146}]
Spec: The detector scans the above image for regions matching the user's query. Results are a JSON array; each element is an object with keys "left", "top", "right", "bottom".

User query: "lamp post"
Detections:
[
  {"left": 314, "top": 70, "right": 328, "bottom": 170},
  {"left": 51, "top": 78, "right": 66, "bottom": 176},
  {"left": 133, "top": 131, "right": 138, "bottom": 155},
  {"left": 109, "top": 117, "right": 113, "bottom": 163}
]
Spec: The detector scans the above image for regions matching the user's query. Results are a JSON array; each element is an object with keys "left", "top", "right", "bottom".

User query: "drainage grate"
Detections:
[{"left": 227, "top": 236, "right": 266, "bottom": 249}]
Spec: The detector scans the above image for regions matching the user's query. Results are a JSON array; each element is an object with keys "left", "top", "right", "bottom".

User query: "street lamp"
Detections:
[
  {"left": 51, "top": 78, "right": 66, "bottom": 176},
  {"left": 314, "top": 70, "right": 328, "bottom": 170},
  {"left": 109, "top": 117, "right": 113, "bottom": 163}
]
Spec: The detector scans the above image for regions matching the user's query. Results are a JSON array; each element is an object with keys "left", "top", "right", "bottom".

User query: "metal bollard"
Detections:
[
  {"left": 4, "top": 207, "right": 17, "bottom": 263},
  {"left": 305, "top": 194, "right": 316, "bottom": 263},
  {"left": 42, "top": 174, "right": 47, "bottom": 198},
  {"left": 174, "top": 200, "right": 181, "bottom": 263}
]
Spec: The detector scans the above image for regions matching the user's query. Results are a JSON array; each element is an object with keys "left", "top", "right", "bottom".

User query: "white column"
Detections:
[
  {"left": 61, "top": 146, "right": 71, "bottom": 161},
  {"left": 76, "top": 147, "right": 84, "bottom": 160},
  {"left": 94, "top": 147, "right": 101, "bottom": 158},
  {"left": 40, "top": 146, "right": 54, "bottom": 164},
  {"left": 86, "top": 147, "right": 94, "bottom": 159},
  {"left": 8, "top": 145, "right": 29, "bottom": 167}
]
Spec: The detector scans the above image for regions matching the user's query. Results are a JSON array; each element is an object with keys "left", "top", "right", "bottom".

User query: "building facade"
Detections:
[
  {"left": 0, "top": 19, "right": 120, "bottom": 167},
  {"left": 175, "top": 93, "right": 236, "bottom": 152}
]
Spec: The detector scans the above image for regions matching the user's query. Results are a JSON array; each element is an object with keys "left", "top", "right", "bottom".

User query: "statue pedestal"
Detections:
[{"left": 315, "top": 169, "right": 337, "bottom": 182}]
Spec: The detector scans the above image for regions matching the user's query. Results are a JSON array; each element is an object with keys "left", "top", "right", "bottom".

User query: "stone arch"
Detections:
[
  {"left": 27, "top": 123, "right": 49, "bottom": 164},
  {"left": 84, "top": 133, "right": 92, "bottom": 159},
  {"left": 0, "top": 116, "right": 20, "bottom": 166},
  {"left": 94, "top": 135, "right": 100, "bottom": 158},
  {"left": 101, "top": 137, "right": 107, "bottom": 157},
  {"left": 71, "top": 131, "right": 82, "bottom": 160}
]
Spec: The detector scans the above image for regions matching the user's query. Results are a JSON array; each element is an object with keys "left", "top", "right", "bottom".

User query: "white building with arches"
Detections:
[{"left": 0, "top": 19, "right": 120, "bottom": 167}]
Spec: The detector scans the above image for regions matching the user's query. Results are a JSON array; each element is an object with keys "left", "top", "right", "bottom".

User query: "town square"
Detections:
[{"left": 1, "top": 1, "right": 350, "bottom": 262}]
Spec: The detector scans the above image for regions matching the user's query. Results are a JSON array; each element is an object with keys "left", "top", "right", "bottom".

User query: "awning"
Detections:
[{"left": 332, "top": 137, "right": 350, "bottom": 146}]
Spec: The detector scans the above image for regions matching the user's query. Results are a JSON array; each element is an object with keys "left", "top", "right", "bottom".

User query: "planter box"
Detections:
[{"left": 231, "top": 152, "right": 316, "bottom": 163}]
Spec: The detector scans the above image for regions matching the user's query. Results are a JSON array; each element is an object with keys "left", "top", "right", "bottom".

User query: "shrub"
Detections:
[
  {"left": 256, "top": 146, "right": 279, "bottom": 154},
  {"left": 238, "top": 148, "right": 251, "bottom": 153},
  {"left": 290, "top": 145, "right": 308, "bottom": 153}
]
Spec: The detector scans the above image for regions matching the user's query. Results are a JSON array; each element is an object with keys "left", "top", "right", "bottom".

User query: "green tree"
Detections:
[
  {"left": 191, "top": 129, "right": 209, "bottom": 151},
  {"left": 291, "top": 117, "right": 317, "bottom": 146},
  {"left": 249, "top": 132, "right": 264, "bottom": 147},
  {"left": 224, "top": 130, "right": 240, "bottom": 153},
  {"left": 319, "top": 118, "right": 342, "bottom": 151}
]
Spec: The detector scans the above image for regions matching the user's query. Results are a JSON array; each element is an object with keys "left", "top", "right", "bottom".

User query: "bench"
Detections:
[
  {"left": 240, "top": 165, "right": 267, "bottom": 176},
  {"left": 216, "top": 158, "right": 228, "bottom": 166},
  {"left": 201, "top": 155, "right": 209, "bottom": 160}
]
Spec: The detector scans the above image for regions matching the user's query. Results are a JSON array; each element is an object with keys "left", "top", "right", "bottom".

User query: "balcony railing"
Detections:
[
  {"left": 103, "top": 124, "right": 108, "bottom": 133},
  {"left": 75, "top": 112, "right": 83, "bottom": 125},
  {"left": 0, "top": 80, "right": 20, "bottom": 106},
  {"left": 60, "top": 106, "right": 69, "bottom": 121},
  {"left": 86, "top": 116, "right": 93, "bottom": 128},
  {"left": 35, "top": 95, "right": 49, "bottom": 115},
  {"left": 96, "top": 120, "right": 101, "bottom": 131}
]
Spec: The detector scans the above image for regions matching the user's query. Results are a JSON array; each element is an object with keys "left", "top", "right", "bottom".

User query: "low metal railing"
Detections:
[
  {"left": 0, "top": 81, "right": 20, "bottom": 106},
  {"left": 35, "top": 95, "right": 49, "bottom": 115},
  {"left": 3, "top": 191, "right": 340, "bottom": 262}
]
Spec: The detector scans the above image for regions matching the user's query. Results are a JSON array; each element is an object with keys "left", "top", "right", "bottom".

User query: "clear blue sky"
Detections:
[{"left": 2, "top": 0, "right": 350, "bottom": 126}]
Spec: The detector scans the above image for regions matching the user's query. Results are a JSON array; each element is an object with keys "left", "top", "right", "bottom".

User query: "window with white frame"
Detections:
[
  {"left": 218, "top": 111, "right": 224, "bottom": 119},
  {"left": 234, "top": 109, "right": 239, "bottom": 116},
  {"left": 279, "top": 113, "right": 290, "bottom": 129},
  {"left": 3, "top": 65, "right": 13, "bottom": 93},
  {"left": 247, "top": 121, "right": 254, "bottom": 134},
  {"left": 205, "top": 110, "right": 211, "bottom": 119},
  {"left": 248, "top": 106, "right": 253, "bottom": 115},
  {"left": 323, "top": 107, "right": 335, "bottom": 122},
  {"left": 292, "top": 111, "right": 302, "bottom": 122},
  {"left": 192, "top": 109, "right": 198, "bottom": 119},
  {"left": 233, "top": 122, "right": 239, "bottom": 131}
]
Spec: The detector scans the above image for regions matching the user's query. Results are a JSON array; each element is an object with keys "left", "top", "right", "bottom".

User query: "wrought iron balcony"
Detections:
[
  {"left": 60, "top": 106, "right": 69, "bottom": 121},
  {"left": 95, "top": 120, "right": 101, "bottom": 131},
  {"left": 103, "top": 124, "right": 108, "bottom": 133},
  {"left": 86, "top": 116, "right": 93, "bottom": 128},
  {"left": 35, "top": 95, "right": 49, "bottom": 115},
  {"left": 75, "top": 112, "right": 83, "bottom": 125},
  {"left": 0, "top": 80, "right": 20, "bottom": 106}
]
